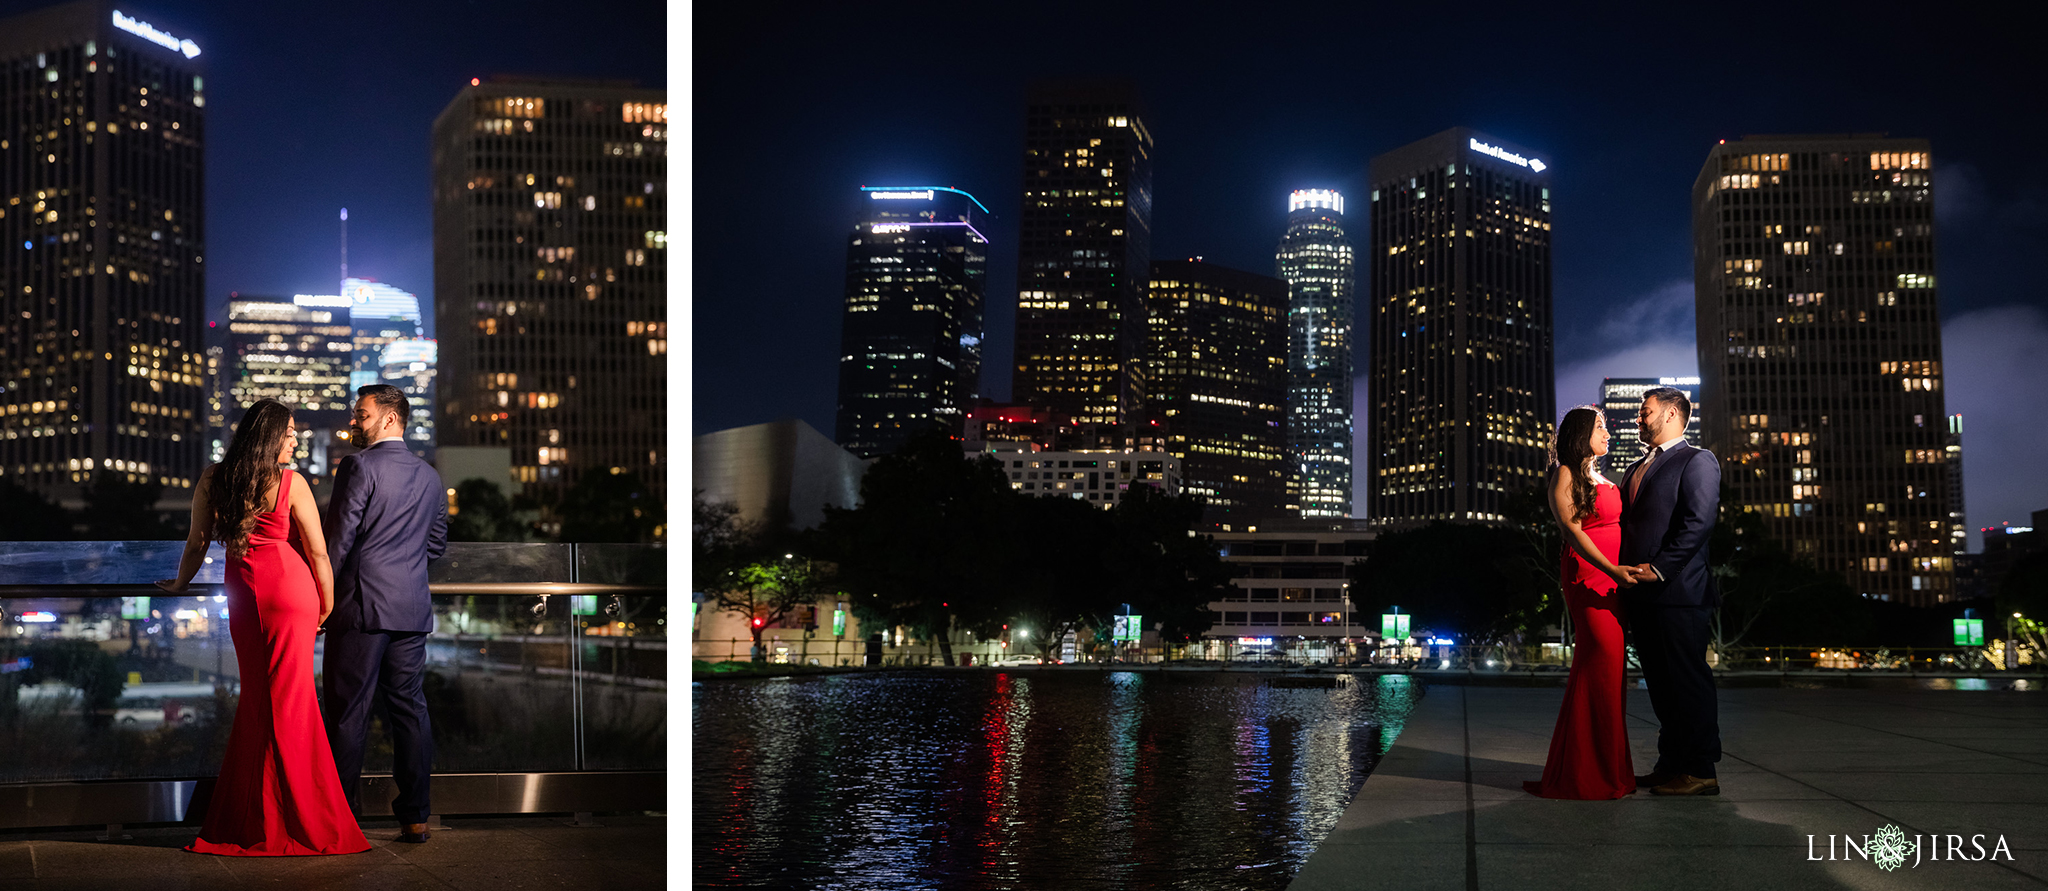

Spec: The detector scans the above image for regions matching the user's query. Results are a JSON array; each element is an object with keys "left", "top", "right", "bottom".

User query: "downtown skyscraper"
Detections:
[
  {"left": 432, "top": 77, "right": 666, "bottom": 524},
  {"left": 1367, "top": 128, "right": 1556, "bottom": 527},
  {"left": 1693, "top": 134, "right": 1952, "bottom": 604},
  {"left": 0, "top": 2, "right": 207, "bottom": 499},
  {"left": 834, "top": 186, "right": 987, "bottom": 459},
  {"left": 1144, "top": 259, "right": 1288, "bottom": 527},
  {"left": 1599, "top": 376, "right": 1701, "bottom": 477},
  {"left": 1012, "top": 81, "right": 1153, "bottom": 426},
  {"left": 1276, "top": 189, "right": 1354, "bottom": 518}
]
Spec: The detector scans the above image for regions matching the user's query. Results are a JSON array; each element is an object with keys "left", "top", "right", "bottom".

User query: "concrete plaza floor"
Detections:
[
  {"left": 1290, "top": 682, "right": 2048, "bottom": 891},
  {"left": 0, "top": 814, "right": 666, "bottom": 889}
]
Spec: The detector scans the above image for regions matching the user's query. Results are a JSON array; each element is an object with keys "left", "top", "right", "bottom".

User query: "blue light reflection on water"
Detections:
[{"left": 693, "top": 671, "right": 1422, "bottom": 890}]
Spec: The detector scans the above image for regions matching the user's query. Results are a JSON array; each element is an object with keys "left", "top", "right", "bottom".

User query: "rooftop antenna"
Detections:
[{"left": 340, "top": 207, "right": 348, "bottom": 283}]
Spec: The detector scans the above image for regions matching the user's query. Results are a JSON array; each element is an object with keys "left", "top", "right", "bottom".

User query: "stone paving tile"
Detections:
[
  {"left": 1289, "top": 685, "right": 2048, "bottom": 891},
  {"left": 1287, "top": 841, "right": 1465, "bottom": 891},
  {"left": 0, "top": 816, "right": 666, "bottom": 889}
]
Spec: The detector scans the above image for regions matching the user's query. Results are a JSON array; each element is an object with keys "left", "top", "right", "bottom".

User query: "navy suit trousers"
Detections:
[
  {"left": 1628, "top": 605, "right": 1721, "bottom": 779},
  {"left": 323, "top": 628, "right": 434, "bottom": 822}
]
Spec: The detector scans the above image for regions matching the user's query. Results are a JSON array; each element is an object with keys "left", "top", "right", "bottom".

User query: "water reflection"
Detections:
[{"left": 693, "top": 671, "right": 1421, "bottom": 890}]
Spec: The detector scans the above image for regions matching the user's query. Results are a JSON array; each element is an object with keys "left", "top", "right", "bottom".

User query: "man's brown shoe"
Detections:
[
  {"left": 1649, "top": 775, "right": 1720, "bottom": 796},
  {"left": 1635, "top": 771, "right": 1677, "bottom": 788},
  {"left": 398, "top": 822, "right": 431, "bottom": 843}
]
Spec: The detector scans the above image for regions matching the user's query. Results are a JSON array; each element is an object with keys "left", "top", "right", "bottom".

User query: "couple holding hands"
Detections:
[{"left": 1525, "top": 387, "right": 1724, "bottom": 800}]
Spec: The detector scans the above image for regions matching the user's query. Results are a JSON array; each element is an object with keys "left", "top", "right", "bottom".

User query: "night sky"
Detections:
[
  {"left": 0, "top": 0, "right": 667, "bottom": 339},
  {"left": 692, "top": 2, "right": 2046, "bottom": 549}
]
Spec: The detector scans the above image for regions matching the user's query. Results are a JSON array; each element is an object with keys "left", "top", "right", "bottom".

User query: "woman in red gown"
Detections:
[
  {"left": 159, "top": 400, "right": 371, "bottom": 856},
  {"left": 1523, "top": 406, "right": 1639, "bottom": 800}
]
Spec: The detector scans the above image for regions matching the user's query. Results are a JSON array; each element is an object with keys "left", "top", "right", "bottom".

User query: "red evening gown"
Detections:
[
  {"left": 188, "top": 472, "right": 371, "bottom": 856},
  {"left": 1523, "top": 480, "right": 1636, "bottom": 800}
]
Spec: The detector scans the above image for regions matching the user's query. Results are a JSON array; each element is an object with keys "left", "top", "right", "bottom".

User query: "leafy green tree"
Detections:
[
  {"left": 78, "top": 471, "right": 182, "bottom": 539},
  {"left": 0, "top": 480, "right": 72, "bottom": 540},
  {"left": 1708, "top": 495, "right": 1867, "bottom": 648},
  {"left": 997, "top": 494, "right": 1118, "bottom": 662},
  {"left": 1102, "top": 484, "right": 1234, "bottom": 645},
  {"left": 556, "top": 468, "right": 661, "bottom": 543},
  {"left": 1349, "top": 521, "right": 1553, "bottom": 649},
  {"left": 1996, "top": 549, "right": 2048, "bottom": 657},
  {"left": 820, "top": 429, "right": 1015, "bottom": 666},
  {"left": 448, "top": 478, "right": 531, "bottom": 542}
]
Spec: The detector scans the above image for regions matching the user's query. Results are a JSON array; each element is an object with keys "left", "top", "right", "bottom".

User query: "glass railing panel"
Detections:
[
  {"left": 570, "top": 544, "right": 666, "bottom": 770},
  {"left": 1, "top": 541, "right": 665, "bottom": 786}
]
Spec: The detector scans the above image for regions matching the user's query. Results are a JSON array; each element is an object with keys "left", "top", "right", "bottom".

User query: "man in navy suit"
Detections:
[
  {"left": 1618, "top": 386, "right": 1722, "bottom": 796},
  {"left": 323, "top": 384, "right": 448, "bottom": 842}
]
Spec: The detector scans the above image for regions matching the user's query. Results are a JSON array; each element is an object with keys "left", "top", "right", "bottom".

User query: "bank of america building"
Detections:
[
  {"left": 1, "top": 2, "right": 207, "bottom": 498},
  {"left": 1367, "top": 128, "right": 1556, "bottom": 527}
]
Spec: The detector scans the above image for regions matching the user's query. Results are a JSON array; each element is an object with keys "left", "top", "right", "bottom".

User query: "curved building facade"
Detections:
[{"left": 1276, "top": 190, "right": 1355, "bottom": 518}]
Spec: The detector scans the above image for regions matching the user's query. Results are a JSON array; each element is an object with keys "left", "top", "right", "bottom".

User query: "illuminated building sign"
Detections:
[
  {"left": 1237, "top": 636, "right": 1274, "bottom": 646},
  {"left": 870, "top": 223, "right": 910, "bottom": 233},
  {"left": 294, "top": 294, "right": 351, "bottom": 308},
  {"left": 1659, "top": 376, "right": 1702, "bottom": 385},
  {"left": 112, "top": 10, "right": 201, "bottom": 59},
  {"left": 1289, "top": 189, "right": 1344, "bottom": 214},
  {"left": 19, "top": 611, "right": 58, "bottom": 623},
  {"left": 861, "top": 186, "right": 992, "bottom": 214},
  {"left": 1380, "top": 613, "right": 1411, "bottom": 639},
  {"left": 1468, "top": 138, "right": 1546, "bottom": 173}
]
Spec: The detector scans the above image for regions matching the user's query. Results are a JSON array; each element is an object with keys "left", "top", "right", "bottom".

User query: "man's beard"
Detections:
[{"left": 348, "top": 427, "right": 369, "bottom": 449}]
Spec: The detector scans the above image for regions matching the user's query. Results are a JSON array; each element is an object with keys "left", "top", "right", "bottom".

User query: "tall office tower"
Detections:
[
  {"left": 1692, "top": 134, "right": 1952, "bottom": 604},
  {"left": 1367, "top": 128, "right": 1556, "bottom": 527},
  {"left": 1276, "top": 189, "right": 1355, "bottom": 519},
  {"left": 339, "top": 277, "right": 435, "bottom": 460},
  {"left": 1598, "top": 376, "right": 1702, "bottom": 476},
  {"left": 1945, "top": 414, "right": 1965, "bottom": 557},
  {"left": 1144, "top": 259, "right": 1288, "bottom": 526},
  {"left": 0, "top": 3, "right": 207, "bottom": 499},
  {"left": 1013, "top": 81, "right": 1153, "bottom": 425},
  {"left": 221, "top": 297, "right": 353, "bottom": 487},
  {"left": 433, "top": 78, "right": 667, "bottom": 524},
  {"left": 833, "top": 185, "right": 988, "bottom": 458}
]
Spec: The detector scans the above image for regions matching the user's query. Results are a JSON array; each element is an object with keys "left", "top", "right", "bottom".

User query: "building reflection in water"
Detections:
[{"left": 693, "top": 671, "right": 1421, "bottom": 890}]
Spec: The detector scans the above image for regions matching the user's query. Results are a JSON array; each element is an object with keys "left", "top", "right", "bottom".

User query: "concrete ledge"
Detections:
[{"left": 1291, "top": 684, "right": 2048, "bottom": 890}]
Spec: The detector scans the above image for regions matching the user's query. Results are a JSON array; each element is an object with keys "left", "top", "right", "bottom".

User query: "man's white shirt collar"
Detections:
[
  {"left": 369, "top": 435, "right": 405, "bottom": 446},
  {"left": 1649, "top": 433, "right": 1687, "bottom": 454}
]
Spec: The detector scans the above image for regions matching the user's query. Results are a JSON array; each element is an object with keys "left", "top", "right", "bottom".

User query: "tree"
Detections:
[
  {"left": 556, "top": 468, "right": 661, "bottom": 543},
  {"left": 447, "top": 478, "right": 531, "bottom": 542},
  {"left": 1996, "top": 549, "right": 2048, "bottom": 658},
  {"left": 1349, "top": 521, "right": 1553, "bottom": 650},
  {"left": 996, "top": 494, "right": 1118, "bottom": 662},
  {"left": 0, "top": 480, "right": 72, "bottom": 540},
  {"left": 77, "top": 471, "right": 182, "bottom": 539},
  {"left": 1708, "top": 495, "right": 1867, "bottom": 648},
  {"left": 1101, "top": 485, "right": 1234, "bottom": 645},
  {"left": 819, "top": 429, "right": 1015, "bottom": 667}
]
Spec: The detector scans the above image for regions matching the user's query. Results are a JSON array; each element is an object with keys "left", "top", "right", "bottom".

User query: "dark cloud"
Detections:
[
  {"left": 1942, "top": 305, "right": 2048, "bottom": 551},
  {"left": 1555, "top": 280, "right": 1700, "bottom": 413}
]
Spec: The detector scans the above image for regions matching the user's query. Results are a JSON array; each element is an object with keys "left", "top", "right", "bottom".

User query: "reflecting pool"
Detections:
[{"left": 693, "top": 670, "right": 1422, "bottom": 890}]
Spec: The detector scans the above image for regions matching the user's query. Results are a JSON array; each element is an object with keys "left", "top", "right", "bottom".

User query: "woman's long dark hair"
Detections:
[
  {"left": 211, "top": 399, "right": 293, "bottom": 557},
  {"left": 1548, "top": 405, "right": 1602, "bottom": 524}
]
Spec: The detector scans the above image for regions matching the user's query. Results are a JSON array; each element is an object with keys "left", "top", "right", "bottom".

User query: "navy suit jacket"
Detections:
[
  {"left": 1618, "top": 440, "right": 1721, "bottom": 608},
  {"left": 324, "top": 439, "right": 449, "bottom": 633}
]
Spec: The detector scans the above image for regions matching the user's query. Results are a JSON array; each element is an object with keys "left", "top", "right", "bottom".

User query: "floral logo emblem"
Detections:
[{"left": 1871, "top": 824, "right": 1915, "bottom": 872}]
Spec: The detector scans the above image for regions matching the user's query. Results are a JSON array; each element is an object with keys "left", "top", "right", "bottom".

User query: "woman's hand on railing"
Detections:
[{"left": 153, "top": 579, "right": 188, "bottom": 593}]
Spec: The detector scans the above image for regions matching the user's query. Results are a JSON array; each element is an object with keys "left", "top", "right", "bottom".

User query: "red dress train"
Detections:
[
  {"left": 188, "top": 471, "right": 371, "bottom": 856},
  {"left": 1523, "top": 480, "right": 1636, "bottom": 800}
]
